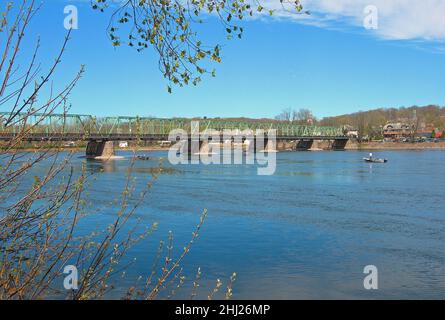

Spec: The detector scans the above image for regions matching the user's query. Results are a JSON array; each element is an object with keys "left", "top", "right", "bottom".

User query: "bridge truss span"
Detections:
[{"left": 0, "top": 112, "right": 346, "bottom": 140}]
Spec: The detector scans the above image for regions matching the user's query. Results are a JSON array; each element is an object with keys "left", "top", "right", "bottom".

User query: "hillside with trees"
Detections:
[
  {"left": 318, "top": 105, "right": 445, "bottom": 139},
  {"left": 271, "top": 106, "right": 445, "bottom": 140}
]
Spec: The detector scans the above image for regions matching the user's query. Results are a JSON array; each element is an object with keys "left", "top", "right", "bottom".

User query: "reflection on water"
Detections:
[
  {"left": 84, "top": 157, "right": 181, "bottom": 175},
  {"left": 85, "top": 158, "right": 118, "bottom": 173},
  {"left": 4, "top": 149, "right": 445, "bottom": 299}
]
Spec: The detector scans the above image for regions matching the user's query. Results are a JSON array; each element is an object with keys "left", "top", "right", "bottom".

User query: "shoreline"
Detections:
[
  {"left": 344, "top": 141, "right": 445, "bottom": 151},
  {"left": 2, "top": 142, "right": 445, "bottom": 153},
  {"left": 0, "top": 146, "right": 171, "bottom": 153}
]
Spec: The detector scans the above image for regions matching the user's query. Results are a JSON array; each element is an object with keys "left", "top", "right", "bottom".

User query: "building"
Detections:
[
  {"left": 432, "top": 129, "right": 443, "bottom": 138},
  {"left": 383, "top": 123, "right": 413, "bottom": 140},
  {"left": 342, "top": 125, "right": 359, "bottom": 138}
]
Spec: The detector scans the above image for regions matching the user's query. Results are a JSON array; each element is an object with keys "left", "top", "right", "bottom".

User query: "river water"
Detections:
[{"left": 4, "top": 149, "right": 445, "bottom": 299}]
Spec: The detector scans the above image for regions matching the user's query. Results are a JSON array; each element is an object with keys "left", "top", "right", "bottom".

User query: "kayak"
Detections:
[{"left": 363, "top": 157, "right": 387, "bottom": 163}]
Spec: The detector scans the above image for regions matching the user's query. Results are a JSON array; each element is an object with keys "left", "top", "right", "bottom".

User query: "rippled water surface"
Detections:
[{"left": 7, "top": 150, "right": 445, "bottom": 299}]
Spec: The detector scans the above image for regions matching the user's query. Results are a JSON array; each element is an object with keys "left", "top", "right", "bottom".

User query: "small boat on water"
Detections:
[
  {"left": 363, "top": 152, "right": 387, "bottom": 163},
  {"left": 363, "top": 157, "right": 387, "bottom": 163},
  {"left": 135, "top": 155, "right": 150, "bottom": 160}
]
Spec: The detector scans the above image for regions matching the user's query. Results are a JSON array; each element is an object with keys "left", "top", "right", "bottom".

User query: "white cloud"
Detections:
[
  {"left": 66, "top": 0, "right": 445, "bottom": 41},
  {"left": 262, "top": 0, "right": 445, "bottom": 41}
]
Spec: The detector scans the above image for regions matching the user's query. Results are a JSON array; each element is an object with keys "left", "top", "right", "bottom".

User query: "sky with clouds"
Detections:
[
  {"left": 128, "top": 0, "right": 445, "bottom": 42},
  {"left": 5, "top": 0, "right": 445, "bottom": 118},
  {"left": 271, "top": 0, "right": 445, "bottom": 41}
]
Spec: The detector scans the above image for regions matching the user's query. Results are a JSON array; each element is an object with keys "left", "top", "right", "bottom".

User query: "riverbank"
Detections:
[{"left": 345, "top": 140, "right": 445, "bottom": 150}]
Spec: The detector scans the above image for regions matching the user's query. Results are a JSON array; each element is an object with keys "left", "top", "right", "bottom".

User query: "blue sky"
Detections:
[{"left": 12, "top": 0, "right": 445, "bottom": 119}]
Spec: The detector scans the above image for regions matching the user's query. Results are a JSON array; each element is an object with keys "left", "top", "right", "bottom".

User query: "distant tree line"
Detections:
[
  {"left": 274, "top": 108, "right": 316, "bottom": 124},
  {"left": 318, "top": 105, "right": 445, "bottom": 140}
]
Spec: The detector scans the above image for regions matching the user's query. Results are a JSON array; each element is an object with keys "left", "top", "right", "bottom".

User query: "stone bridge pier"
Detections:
[
  {"left": 83, "top": 136, "right": 348, "bottom": 159},
  {"left": 295, "top": 139, "right": 314, "bottom": 151},
  {"left": 331, "top": 139, "right": 348, "bottom": 150},
  {"left": 176, "top": 137, "right": 348, "bottom": 156},
  {"left": 262, "top": 137, "right": 277, "bottom": 152},
  {"left": 176, "top": 138, "right": 213, "bottom": 160},
  {"left": 277, "top": 138, "right": 348, "bottom": 151},
  {"left": 86, "top": 140, "right": 114, "bottom": 159}
]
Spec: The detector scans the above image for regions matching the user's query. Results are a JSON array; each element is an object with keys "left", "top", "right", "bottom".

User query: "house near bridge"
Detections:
[{"left": 383, "top": 123, "right": 413, "bottom": 140}]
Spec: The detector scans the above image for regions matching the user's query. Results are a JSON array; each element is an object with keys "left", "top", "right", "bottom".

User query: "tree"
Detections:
[
  {"left": 409, "top": 109, "right": 420, "bottom": 142},
  {"left": 92, "top": 0, "right": 305, "bottom": 90},
  {"left": 275, "top": 108, "right": 292, "bottom": 121},
  {"left": 0, "top": 0, "right": 227, "bottom": 300},
  {"left": 354, "top": 111, "right": 367, "bottom": 142},
  {"left": 1, "top": 0, "right": 308, "bottom": 299},
  {"left": 292, "top": 108, "right": 314, "bottom": 123}
]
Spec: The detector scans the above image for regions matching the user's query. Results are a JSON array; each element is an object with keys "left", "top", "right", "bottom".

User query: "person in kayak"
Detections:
[{"left": 369, "top": 152, "right": 373, "bottom": 160}]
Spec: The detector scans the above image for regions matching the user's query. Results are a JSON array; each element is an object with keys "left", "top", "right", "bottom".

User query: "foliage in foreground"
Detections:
[{"left": 0, "top": 0, "right": 235, "bottom": 300}]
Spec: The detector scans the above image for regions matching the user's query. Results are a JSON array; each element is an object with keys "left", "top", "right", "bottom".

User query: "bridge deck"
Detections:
[{"left": 0, "top": 133, "right": 349, "bottom": 142}]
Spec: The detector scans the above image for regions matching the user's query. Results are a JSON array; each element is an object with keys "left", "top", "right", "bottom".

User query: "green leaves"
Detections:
[{"left": 94, "top": 0, "right": 304, "bottom": 89}]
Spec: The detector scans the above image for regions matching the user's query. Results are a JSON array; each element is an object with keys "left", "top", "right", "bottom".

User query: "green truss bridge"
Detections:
[{"left": 0, "top": 112, "right": 348, "bottom": 157}]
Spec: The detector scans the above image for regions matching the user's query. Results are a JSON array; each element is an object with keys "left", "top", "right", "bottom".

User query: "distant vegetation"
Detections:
[
  {"left": 318, "top": 105, "right": 445, "bottom": 139},
  {"left": 269, "top": 105, "right": 444, "bottom": 140},
  {"left": 319, "top": 105, "right": 445, "bottom": 127}
]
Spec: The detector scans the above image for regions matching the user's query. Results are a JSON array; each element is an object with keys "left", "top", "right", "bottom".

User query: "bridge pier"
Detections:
[
  {"left": 331, "top": 139, "right": 347, "bottom": 150},
  {"left": 174, "top": 137, "right": 347, "bottom": 156},
  {"left": 259, "top": 137, "right": 277, "bottom": 152},
  {"left": 276, "top": 140, "right": 299, "bottom": 151},
  {"left": 199, "top": 140, "right": 211, "bottom": 154},
  {"left": 86, "top": 140, "right": 114, "bottom": 159},
  {"left": 82, "top": 136, "right": 347, "bottom": 160},
  {"left": 179, "top": 138, "right": 214, "bottom": 160},
  {"left": 296, "top": 139, "right": 314, "bottom": 151}
]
